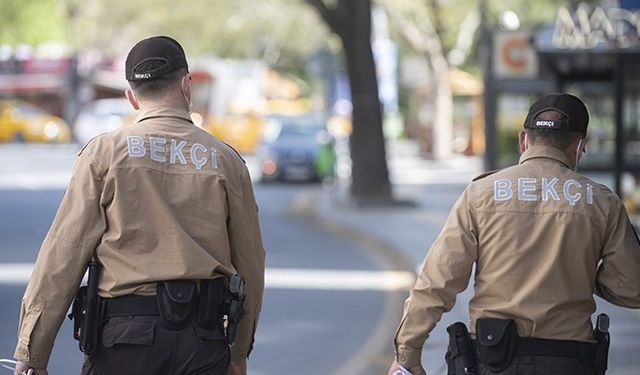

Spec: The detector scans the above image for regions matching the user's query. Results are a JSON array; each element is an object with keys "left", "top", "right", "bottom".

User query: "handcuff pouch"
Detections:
[
  {"left": 476, "top": 318, "right": 518, "bottom": 372},
  {"left": 157, "top": 280, "right": 197, "bottom": 330}
]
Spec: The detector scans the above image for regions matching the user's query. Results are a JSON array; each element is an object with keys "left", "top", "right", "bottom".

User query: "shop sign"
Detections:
[{"left": 553, "top": 4, "right": 640, "bottom": 49}]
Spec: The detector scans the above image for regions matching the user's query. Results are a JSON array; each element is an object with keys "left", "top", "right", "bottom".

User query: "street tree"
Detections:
[
  {"left": 380, "top": 0, "right": 588, "bottom": 159},
  {"left": 306, "top": 0, "right": 393, "bottom": 204}
]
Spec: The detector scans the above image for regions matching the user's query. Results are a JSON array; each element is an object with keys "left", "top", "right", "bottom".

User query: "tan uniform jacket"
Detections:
[
  {"left": 394, "top": 145, "right": 640, "bottom": 368},
  {"left": 15, "top": 106, "right": 266, "bottom": 368}
]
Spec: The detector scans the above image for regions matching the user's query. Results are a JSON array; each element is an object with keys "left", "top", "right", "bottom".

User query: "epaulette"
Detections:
[
  {"left": 77, "top": 133, "right": 106, "bottom": 156},
  {"left": 472, "top": 169, "right": 500, "bottom": 181},
  {"left": 222, "top": 141, "right": 246, "bottom": 164}
]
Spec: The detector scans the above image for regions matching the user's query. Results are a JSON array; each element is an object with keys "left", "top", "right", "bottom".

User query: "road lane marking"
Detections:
[
  {"left": 266, "top": 268, "right": 415, "bottom": 291},
  {"left": 0, "top": 264, "right": 415, "bottom": 291},
  {"left": 0, "top": 263, "right": 33, "bottom": 284}
]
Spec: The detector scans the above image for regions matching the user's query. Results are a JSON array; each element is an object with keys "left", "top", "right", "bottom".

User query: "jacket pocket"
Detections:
[{"left": 102, "top": 317, "right": 155, "bottom": 348}]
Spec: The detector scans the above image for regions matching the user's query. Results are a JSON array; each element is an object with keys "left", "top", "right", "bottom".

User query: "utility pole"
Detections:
[{"left": 479, "top": 0, "right": 497, "bottom": 171}]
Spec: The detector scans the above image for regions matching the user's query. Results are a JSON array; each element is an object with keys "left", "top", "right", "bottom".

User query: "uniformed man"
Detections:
[
  {"left": 13, "top": 36, "right": 265, "bottom": 375},
  {"left": 387, "top": 93, "right": 640, "bottom": 375}
]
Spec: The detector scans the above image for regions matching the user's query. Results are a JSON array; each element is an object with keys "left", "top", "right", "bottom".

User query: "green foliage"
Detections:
[
  {"left": 0, "top": 0, "right": 66, "bottom": 45},
  {"left": 67, "top": 0, "right": 330, "bottom": 69},
  {"left": 0, "top": 0, "right": 331, "bottom": 70},
  {"left": 387, "top": 0, "right": 576, "bottom": 62}
]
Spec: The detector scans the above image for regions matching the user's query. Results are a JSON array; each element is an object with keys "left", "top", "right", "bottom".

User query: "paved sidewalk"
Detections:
[{"left": 307, "top": 151, "right": 640, "bottom": 374}]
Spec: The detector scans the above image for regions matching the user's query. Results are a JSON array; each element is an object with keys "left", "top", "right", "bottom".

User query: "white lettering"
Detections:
[
  {"left": 553, "top": 5, "right": 640, "bottom": 49},
  {"left": 149, "top": 137, "right": 167, "bottom": 163},
  {"left": 541, "top": 178, "right": 560, "bottom": 201},
  {"left": 587, "top": 183, "right": 594, "bottom": 204},
  {"left": 494, "top": 179, "right": 513, "bottom": 201},
  {"left": 535, "top": 120, "right": 556, "bottom": 127},
  {"left": 170, "top": 139, "right": 187, "bottom": 164},
  {"left": 134, "top": 73, "right": 152, "bottom": 79},
  {"left": 191, "top": 143, "right": 208, "bottom": 170},
  {"left": 211, "top": 148, "right": 219, "bottom": 169},
  {"left": 563, "top": 179, "right": 582, "bottom": 206},
  {"left": 127, "top": 136, "right": 146, "bottom": 157},
  {"left": 518, "top": 178, "right": 538, "bottom": 201}
]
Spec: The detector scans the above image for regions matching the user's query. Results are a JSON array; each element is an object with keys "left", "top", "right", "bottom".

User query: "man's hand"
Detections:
[
  {"left": 387, "top": 360, "right": 426, "bottom": 375},
  {"left": 228, "top": 359, "right": 247, "bottom": 375},
  {"left": 13, "top": 361, "right": 48, "bottom": 375}
]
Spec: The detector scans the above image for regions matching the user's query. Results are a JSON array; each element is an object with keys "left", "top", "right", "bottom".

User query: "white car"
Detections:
[{"left": 74, "top": 98, "right": 135, "bottom": 145}]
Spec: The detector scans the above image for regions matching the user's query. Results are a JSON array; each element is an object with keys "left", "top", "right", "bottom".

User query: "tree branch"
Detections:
[
  {"left": 305, "top": 0, "right": 341, "bottom": 36},
  {"left": 379, "top": 1, "right": 429, "bottom": 53}
]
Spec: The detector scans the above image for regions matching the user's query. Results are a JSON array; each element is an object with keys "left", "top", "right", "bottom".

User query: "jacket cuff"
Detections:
[
  {"left": 395, "top": 345, "right": 423, "bottom": 369},
  {"left": 14, "top": 343, "right": 48, "bottom": 369}
]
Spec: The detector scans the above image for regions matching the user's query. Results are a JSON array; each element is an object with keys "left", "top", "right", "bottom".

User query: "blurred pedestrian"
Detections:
[
  {"left": 13, "top": 36, "right": 265, "bottom": 375},
  {"left": 388, "top": 93, "right": 640, "bottom": 375}
]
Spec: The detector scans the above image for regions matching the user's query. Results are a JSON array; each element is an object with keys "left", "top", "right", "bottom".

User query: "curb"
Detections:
[{"left": 289, "top": 190, "right": 416, "bottom": 375}]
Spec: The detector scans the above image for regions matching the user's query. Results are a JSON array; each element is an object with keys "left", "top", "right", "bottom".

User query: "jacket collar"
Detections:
[
  {"left": 519, "top": 145, "right": 573, "bottom": 169},
  {"left": 134, "top": 106, "right": 193, "bottom": 125}
]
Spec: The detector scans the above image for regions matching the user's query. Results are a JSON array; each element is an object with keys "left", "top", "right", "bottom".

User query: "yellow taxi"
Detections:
[
  {"left": 0, "top": 100, "right": 71, "bottom": 143},
  {"left": 205, "top": 113, "right": 266, "bottom": 154}
]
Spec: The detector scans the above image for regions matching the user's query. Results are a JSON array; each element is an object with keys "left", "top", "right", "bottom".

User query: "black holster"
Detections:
[
  {"left": 197, "top": 278, "right": 226, "bottom": 331},
  {"left": 593, "top": 314, "right": 610, "bottom": 375},
  {"left": 475, "top": 319, "right": 518, "bottom": 372},
  {"left": 446, "top": 322, "right": 477, "bottom": 374},
  {"left": 156, "top": 280, "right": 198, "bottom": 330},
  {"left": 68, "top": 260, "right": 101, "bottom": 355}
]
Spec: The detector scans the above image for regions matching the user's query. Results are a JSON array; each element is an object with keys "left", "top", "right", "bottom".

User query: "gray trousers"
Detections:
[
  {"left": 478, "top": 355, "right": 598, "bottom": 375},
  {"left": 81, "top": 316, "right": 229, "bottom": 375}
]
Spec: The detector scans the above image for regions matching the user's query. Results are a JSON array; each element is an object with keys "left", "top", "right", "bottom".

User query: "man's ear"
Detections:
[
  {"left": 518, "top": 130, "right": 528, "bottom": 153},
  {"left": 125, "top": 89, "right": 140, "bottom": 110},
  {"left": 181, "top": 73, "right": 192, "bottom": 100}
]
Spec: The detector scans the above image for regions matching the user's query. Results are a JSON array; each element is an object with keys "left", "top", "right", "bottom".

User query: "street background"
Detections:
[
  {"left": 2, "top": 0, "right": 640, "bottom": 374},
  {"left": 1, "top": 141, "right": 639, "bottom": 374}
]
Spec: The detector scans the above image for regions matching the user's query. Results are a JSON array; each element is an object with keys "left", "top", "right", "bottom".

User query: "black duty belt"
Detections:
[
  {"left": 474, "top": 337, "right": 597, "bottom": 365},
  {"left": 102, "top": 295, "right": 159, "bottom": 318}
]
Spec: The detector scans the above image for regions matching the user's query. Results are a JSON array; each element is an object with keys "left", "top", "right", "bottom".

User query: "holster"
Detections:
[
  {"left": 593, "top": 323, "right": 610, "bottom": 375},
  {"left": 197, "top": 278, "right": 226, "bottom": 331},
  {"left": 156, "top": 280, "right": 197, "bottom": 330},
  {"left": 475, "top": 319, "right": 518, "bottom": 372},
  {"left": 445, "top": 322, "right": 477, "bottom": 375},
  {"left": 68, "top": 260, "right": 101, "bottom": 355},
  {"left": 69, "top": 286, "right": 87, "bottom": 341}
]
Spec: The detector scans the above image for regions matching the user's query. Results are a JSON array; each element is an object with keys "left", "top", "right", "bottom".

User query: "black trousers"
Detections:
[
  {"left": 81, "top": 316, "right": 229, "bottom": 375},
  {"left": 478, "top": 355, "right": 598, "bottom": 375}
]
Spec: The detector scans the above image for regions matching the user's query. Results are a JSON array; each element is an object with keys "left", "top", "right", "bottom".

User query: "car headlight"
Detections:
[{"left": 44, "top": 121, "right": 61, "bottom": 139}]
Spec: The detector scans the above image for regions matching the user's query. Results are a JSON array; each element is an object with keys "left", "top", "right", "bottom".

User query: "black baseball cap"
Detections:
[
  {"left": 125, "top": 36, "right": 188, "bottom": 81},
  {"left": 523, "top": 93, "right": 589, "bottom": 135}
]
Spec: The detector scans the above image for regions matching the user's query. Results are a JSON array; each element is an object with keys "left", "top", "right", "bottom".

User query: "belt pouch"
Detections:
[
  {"left": 476, "top": 319, "right": 518, "bottom": 372},
  {"left": 157, "top": 280, "right": 197, "bottom": 329},
  {"left": 69, "top": 286, "right": 87, "bottom": 340},
  {"left": 197, "top": 278, "right": 225, "bottom": 330}
]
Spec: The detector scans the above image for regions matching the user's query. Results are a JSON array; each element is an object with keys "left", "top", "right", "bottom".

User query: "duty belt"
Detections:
[
  {"left": 473, "top": 337, "right": 598, "bottom": 365},
  {"left": 102, "top": 295, "right": 159, "bottom": 318}
]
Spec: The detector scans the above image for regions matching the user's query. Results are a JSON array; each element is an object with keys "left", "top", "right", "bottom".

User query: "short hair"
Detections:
[
  {"left": 128, "top": 62, "right": 187, "bottom": 100},
  {"left": 525, "top": 110, "right": 584, "bottom": 150}
]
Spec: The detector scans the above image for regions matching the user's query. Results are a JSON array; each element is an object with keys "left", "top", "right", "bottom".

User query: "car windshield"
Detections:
[
  {"left": 263, "top": 117, "right": 324, "bottom": 143},
  {"left": 7, "top": 102, "right": 47, "bottom": 117}
]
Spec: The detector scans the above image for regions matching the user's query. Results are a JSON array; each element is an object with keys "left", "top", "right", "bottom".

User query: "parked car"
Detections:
[
  {"left": 74, "top": 98, "right": 135, "bottom": 145},
  {"left": 257, "top": 115, "right": 336, "bottom": 182},
  {"left": 0, "top": 100, "right": 71, "bottom": 143}
]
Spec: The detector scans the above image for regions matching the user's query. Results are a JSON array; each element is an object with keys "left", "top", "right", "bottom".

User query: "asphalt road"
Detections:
[{"left": 0, "top": 144, "right": 407, "bottom": 374}]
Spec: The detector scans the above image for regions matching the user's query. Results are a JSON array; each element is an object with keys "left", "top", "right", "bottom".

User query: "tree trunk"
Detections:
[
  {"left": 305, "top": 0, "right": 393, "bottom": 204},
  {"left": 430, "top": 49, "right": 453, "bottom": 158},
  {"left": 341, "top": 0, "right": 392, "bottom": 203},
  {"left": 382, "top": 1, "right": 454, "bottom": 158}
]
